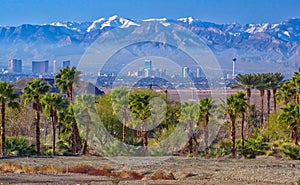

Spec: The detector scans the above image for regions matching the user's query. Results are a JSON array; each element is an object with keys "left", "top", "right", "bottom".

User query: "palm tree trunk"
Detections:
[
  {"left": 293, "top": 126, "right": 299, "bottom": 145},
  {"left": 230, "top": 114, "right": 236, "bottom": 158},
  {"left": 259, "top": 89, "right": 264, "bottom": 128},
  {"left": 36, "top": 101, "right": 41, "bottom": 156},
  {"left": 122, "top": 110, "right": 127, "bottom": 142},
  {"left": 1, "top": 102, "right": 5, "bottom": 157},
  {"left": 51, "top": 109, "right": 57, "bottom": 156},
  {"left": 82, "top": 114, "right": 91, "bottom": 155},
  {"left": 204, "top": 113, "right": 209, "bottom": 151},
  {"left": 266, "top": 89, "right": 271, "bottom": 115},
  {"left": 241, "top": 113, "right": 245, "bottom": 148},
  {"left": 272, "top": 89, "right": 277, "bottom": 111},
  {"left": 141, "top": 119, "right": 148, "bottom": 155}
]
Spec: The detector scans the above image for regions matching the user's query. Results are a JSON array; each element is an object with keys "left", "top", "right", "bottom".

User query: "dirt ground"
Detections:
[{"left": 0, "top": 155, "right": 299, "bottom": 185}]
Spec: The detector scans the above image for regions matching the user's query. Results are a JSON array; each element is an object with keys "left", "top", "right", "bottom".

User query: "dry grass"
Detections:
[
  {"left": 0, "top": 161, "right": 177, "bottom": 181},
  {"left": 149, "top": 170, "right": 175, "bottom": 180}
]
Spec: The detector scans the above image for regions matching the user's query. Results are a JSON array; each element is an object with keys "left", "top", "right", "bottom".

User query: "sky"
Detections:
[{"left": 1, "top": 0, "right": 300, "bottom": 26}]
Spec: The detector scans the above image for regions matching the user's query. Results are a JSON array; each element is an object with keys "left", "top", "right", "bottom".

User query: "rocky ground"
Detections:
[{"left": 0, "top": 155, "right": 299, "bottom": 184}]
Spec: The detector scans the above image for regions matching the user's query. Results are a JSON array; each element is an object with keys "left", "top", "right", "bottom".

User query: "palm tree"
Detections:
[
  {"left": 128, "top": 89, "right": 152, "bottom": 155},
  {"left": 179, "top": 101, "right": 199, "bottom": 154},
  {"left": 22, "top": 79, "right": 50, "bottom": 155},
  {"left": 279, "top": 103, "right": 300, "bottom": 145},
  {"left": 198, "top": 98, "right": 213, "bottom": 151},
  {"left": 233, "top": 74, "right": 257, "bottom": 106},
  {"left": 224, "top": 91, "right": 247, "bottom": 158},
  {"left": 55, "top": 66, "right": 81, "bottom": 153},
  {"left": 276, "top": 80, "right": 296, "bottom": 105},
  {"left": 74, "top": 93, "right": 96, "bottom": 154},
  {"left": 41, "top": 93, "right": 68, "bottom": 155},
  {"left": 270, "top": 73, "right": 284, "bottom": 111},
  {"left": 0, "top": 81, "right": 19, "bottom": 156},
  {"left": 291, "top": 69, "right": 300, "bottom": 104},
  {"left": 256, "top": 73, "right": 268, "bottom": 128},
  {"left": 111, "top": 87, "right": 130, "bottom": 142},
  {"left": 55, "top": 66, "right": 80, "bottom": 104}
]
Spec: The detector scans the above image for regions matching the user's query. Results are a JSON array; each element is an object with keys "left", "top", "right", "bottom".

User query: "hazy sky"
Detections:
[{"left": 1, "top": 0, "right": 300, "bottom": 26}]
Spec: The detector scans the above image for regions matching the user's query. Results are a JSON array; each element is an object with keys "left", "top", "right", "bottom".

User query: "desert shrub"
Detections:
[
  {"left": 5, "top": 136, "right": 35, "bottom": 156},
  {"left": 241, "top": 136, "right": 268, "bottom": 158},
  {"left": 283, "top": 145, "right": 300, "bottom": 160},
  {"left": 150, "top": 170, "right": 175, "bottom": 180},
  {"left": 263, "top": 111, "right": 289, "bottom": 142}
]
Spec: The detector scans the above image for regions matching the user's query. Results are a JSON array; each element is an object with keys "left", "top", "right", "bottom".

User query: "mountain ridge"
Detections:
[{"left": 0, "top": 15, "right": 300, "bottom": 75}]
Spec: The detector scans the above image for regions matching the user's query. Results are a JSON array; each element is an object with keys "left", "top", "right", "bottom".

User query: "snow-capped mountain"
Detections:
[{"left": 0, "top": 15, "right": 300, "bottom": 74}]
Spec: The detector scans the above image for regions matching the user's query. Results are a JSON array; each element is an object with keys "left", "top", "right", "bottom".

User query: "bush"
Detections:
[
  {"left": 5, "top": 136, "right": 35, "bottom": 156},
  {"left": 283, "top": 145, "right": 300, "bottom": 160}
]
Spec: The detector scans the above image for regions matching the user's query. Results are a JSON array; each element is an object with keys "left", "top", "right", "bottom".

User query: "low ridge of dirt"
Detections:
[{"left": 0, "top": 155, "right": 299, "bottom": 184}]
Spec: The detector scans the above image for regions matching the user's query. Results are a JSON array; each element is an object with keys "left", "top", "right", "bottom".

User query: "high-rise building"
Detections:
[
  {"left": 53, "top": 60, "right": 57, "bottom": 73},
  {"left": 144, "top": 60, "right": 152, "bottom": 70},
  {"left": 32, "top": 60, "right": 49, "bottom": 74},
  {"left": 62, "top": 60, "right": 71, "bottom": 68},
  {"left": 182, "top": 66, "right": 190, "bottom": 78},
  {"left": 8, "top": 59, "right": 22, "bottom": 73},
  {"left": 196, "top": 68, "right": 201, "bottom": 78}
]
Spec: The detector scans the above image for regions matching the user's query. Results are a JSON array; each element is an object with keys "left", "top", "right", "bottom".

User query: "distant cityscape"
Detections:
[{"left": 2, "top": 58, "right": 236, "bottom": 89}]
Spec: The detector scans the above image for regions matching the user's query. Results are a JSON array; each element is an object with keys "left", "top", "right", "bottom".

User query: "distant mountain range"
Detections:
[{"left": 1, "top": 15, "right": 300, "bottom": 76}]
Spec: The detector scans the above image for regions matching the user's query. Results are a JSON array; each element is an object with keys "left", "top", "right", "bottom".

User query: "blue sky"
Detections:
[{"left": 1, "top": 0, "right": 300, "bottom": 26}]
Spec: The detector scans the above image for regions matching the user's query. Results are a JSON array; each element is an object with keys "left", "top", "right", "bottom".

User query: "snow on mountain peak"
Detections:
[
  {"left": 50, "top": 22, "right": 67, "bottom": 27},
  {"left": 87, "top": 17, "right": 105, "bottom": 32},
  {"left": 178, "top": 17, "right": 195, "bottom": 24},
  {"left": 143, "top": 18, "right": 167, "bottom": 22}
]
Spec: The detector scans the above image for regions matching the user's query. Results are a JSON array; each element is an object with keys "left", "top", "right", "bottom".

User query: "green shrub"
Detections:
[
  {"left": 5, "top": 136, "right": 35, "bottom": 156},
  {"left": 283, "top": 145, "right": 300, "bottom": 160}
]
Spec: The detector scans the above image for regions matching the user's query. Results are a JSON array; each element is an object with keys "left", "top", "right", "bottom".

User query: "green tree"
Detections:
[
  {"left": 111, "top": 87, "right": 130, "bottom": 142},
  {"left": 22, "top": 79, "right": 50, "bottom": 155},
  {"left": 129, "top": 89, "right": 151, "bottom": 155},
  {"left": 276, "top": 80, "right": 296, "bottom": 105},
  {"left": 41, "top": 93, "right": 68, "bottom": 155},
  {"left": 55, "top": 66, "right": 81, "bottom": 154},
  {"left": 224, "top": 92, "right": 247, "bottom": 158},
  {"left": 256, "top": 73, "right": 268, "bottom": 128},
  {"left": 279, "top": 103, "right": 300, "bottom": 145},
  {"left": 179, "top": 101, "right": 199, "bottom": 154},
  {"left": 198, "top": 98, "right": 213, "bottom": 151},
  {"left": 270, "top": 73, "right": 284, "bottom": 111},
  {"left": 233, "top": 74, "right": 257, "bottom": 106},
  {"left": 0, "top": 81, "right": 19, "bottom": 156},
  {"left": 74, "top": 93, "right": 96, "bottom": 154}
]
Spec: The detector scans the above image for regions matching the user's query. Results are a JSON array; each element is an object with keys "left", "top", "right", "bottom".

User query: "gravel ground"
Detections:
[{"left": 0, "top": 155, "right": 299, "bottom": 184}]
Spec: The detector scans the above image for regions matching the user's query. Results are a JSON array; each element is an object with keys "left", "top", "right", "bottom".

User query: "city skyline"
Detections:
[{"left": 1, "top": 0, "right": 300, "bottom": 26}]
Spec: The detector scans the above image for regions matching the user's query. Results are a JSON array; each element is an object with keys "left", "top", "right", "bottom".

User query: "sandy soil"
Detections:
[{"left": 0, "top": 155, "right": 299, "bottom": 185}]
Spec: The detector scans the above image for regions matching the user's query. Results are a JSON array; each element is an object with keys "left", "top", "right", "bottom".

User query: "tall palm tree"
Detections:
[
  {"left": 224, "top": 91, "right": 247, "bottom": 158},
  {"left": 256, "top": 73, "right": 268, "bottom": 128},
  {"left": 198, "top": 97, "right": 213, "bottom": 151},
  {"left": 276, "top": 80, "right": 296, "bottom": 105},
  {"left": 22, "top": 79, "right": 50, "bottom": 155},
  {"left": 232, "top": 74, "right": 257, "bottom": 106},
  {"left": 74, "top": 93, "right": 96, "bottom": 154},
  {"left": 55, "top": 66, "right": 80, "bottom": 104},
  {"left": 291, "top": 69, "right": 300, "bottom": 105},
  {"left": 128, "top": 89, "right": 152, "bottom": 155},
  {"left": 279, "top": 103, "right": 300, "bottom": 145},
  {"left": 41, "top": 93, "right": 68, "bottom": 155},
  {"left": 270, "top": 73, "right": 284, "bottom": 111},
  {"left": 0, "top": 81, "right": 19, "bottom": 156},
  {"left": 179, "top": 101, "right": 199, "bottom": 154},
  {"left": 111, "top": 87, "right": 130, "bottom": 142},
  {"left": 55, "top": 66, "right": 81, "bottom": 153}
]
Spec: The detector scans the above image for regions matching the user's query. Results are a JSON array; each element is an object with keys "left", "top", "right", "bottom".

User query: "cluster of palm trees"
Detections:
[
  {"left": 0, "top": 66, "right": 81, "bottom": 156},
  {"left": 233, "top": 72, "right": 284, "bottom": 126},
  {"left": 2, "top": 66, "right": 300, "bottom": 159}
]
